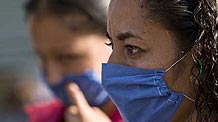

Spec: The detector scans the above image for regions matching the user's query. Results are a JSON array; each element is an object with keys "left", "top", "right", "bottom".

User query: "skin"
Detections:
[
  {"left": 65, "top": 83, "right": 111, "bottom": 122},
  {"left": 29, "top": 13, "right": 114, "bottom": 121}
]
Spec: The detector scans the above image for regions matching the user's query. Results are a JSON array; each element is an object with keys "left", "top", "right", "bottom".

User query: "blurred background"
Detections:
[
  {"left": 0, "top": 0, "right": 41, "bottom": 121},
  {"left": 0, "top": 0, "right": 111, "bottom": 121}
]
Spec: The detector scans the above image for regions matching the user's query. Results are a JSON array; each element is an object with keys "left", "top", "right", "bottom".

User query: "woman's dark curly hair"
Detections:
[{"left": 143, "top": 0, "right": 218, "bottom": 121}]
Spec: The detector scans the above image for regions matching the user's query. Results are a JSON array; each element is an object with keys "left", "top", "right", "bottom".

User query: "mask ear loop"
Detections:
[
  {"left": 184, "top": 60, "right": 202, "bottom": 102},
  {"left": 165, "top": 52, "right": 196, "bottom": 102},
  {"left": 184, "top": 95, "right": 195, "bottom": 102},
  {"left": 165, "top": 52, "right": 189, "bottom": 72}
]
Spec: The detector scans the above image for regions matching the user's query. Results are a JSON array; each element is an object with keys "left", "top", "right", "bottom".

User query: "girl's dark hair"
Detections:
[
  {"left": 143, "top": 0, "right": 218, "bottom": 121},
  {"left": 24, "top": 0, "right": 110, "bottom": 31}
]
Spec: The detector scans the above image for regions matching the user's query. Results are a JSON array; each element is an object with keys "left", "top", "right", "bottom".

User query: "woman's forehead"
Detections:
[
  {"left": 107, "top": 0, "right": 177, "bottom": 54},
  {"left": 107, "top": 0, "right": 151, "bottom": 39}
]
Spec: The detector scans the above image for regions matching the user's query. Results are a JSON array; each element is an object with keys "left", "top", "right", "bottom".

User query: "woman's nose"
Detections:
[{"left": 108, "top": 51, "right": 123, "bottom": 65}]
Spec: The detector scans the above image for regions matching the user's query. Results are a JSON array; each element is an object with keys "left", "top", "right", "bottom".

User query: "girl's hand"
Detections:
[{"left": 64, "top": 83, "right": 111, "bottom": 122}]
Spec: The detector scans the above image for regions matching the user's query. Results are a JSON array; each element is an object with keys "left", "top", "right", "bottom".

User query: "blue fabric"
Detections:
[
  {"left": 44, "top": 70, "right": 109, "bottom": 107},
  {"left": 102, "top": 63, "right": 184, "bottom": 122}
]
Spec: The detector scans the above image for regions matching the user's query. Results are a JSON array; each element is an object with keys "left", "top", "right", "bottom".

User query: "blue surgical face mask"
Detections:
[
  {"left": 43, "top": 70, "right": 109, "bottom": 107},
  {"left": 102, "top": 63, "right": 194, "bottom": 122}
]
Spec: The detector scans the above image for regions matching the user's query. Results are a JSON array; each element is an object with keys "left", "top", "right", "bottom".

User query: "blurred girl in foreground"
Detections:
[{"left": 24, "top": 0, "right": 122, "bottom": 122}]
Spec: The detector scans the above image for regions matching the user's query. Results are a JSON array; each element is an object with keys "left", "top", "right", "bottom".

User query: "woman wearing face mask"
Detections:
[
  {"left": 101, "top": 0, "right": 218, "bottom": 122},
  {"left": 24, "top": 0, "right": 123, "bottom": 122},
  {"left": 61, "top": 0, "right": 218, "bottom": 122}
]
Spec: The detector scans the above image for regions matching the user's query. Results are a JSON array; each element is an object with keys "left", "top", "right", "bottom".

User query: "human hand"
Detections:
[{"left": 64, "top": 83, "right": 111, "bottom": 122}]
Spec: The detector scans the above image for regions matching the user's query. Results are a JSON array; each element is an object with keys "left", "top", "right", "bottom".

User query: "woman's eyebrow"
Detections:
[{"left": 116, "top": 31, "right": 143, "bottom": 41}]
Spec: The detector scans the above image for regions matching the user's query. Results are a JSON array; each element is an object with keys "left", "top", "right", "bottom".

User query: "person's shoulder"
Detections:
[{"left": 24, "top": 99, "right": 65, "bottom": 122}]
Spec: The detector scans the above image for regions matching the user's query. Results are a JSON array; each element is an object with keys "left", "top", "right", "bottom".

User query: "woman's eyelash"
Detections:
[
  {"left": 125, "top": 45, "right": 141, "bottom": 50},
  {"left": 105, "top": 42, "right": 114, "bottom": 50},
  {"left": 105, "top": 42, "right": 113, "bottom": 46},
  {"left": 125, "top": 45, "right": 146, "bottom": 55},
  {"left": 105, "top": 33, "right": 114, "bottom": 48}
]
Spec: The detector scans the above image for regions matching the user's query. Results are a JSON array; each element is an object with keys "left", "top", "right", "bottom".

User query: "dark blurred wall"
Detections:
[
  {"left": 0, "top": 0, "right": 37, "bottom": 74},
  {"left": 0, "top": 0, "right": 38, "bottom": 121}
]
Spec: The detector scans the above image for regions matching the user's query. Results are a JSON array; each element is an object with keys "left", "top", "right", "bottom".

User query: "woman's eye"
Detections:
[{"left": 125, "top": 45, "right": 142, "bottom": 56}]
